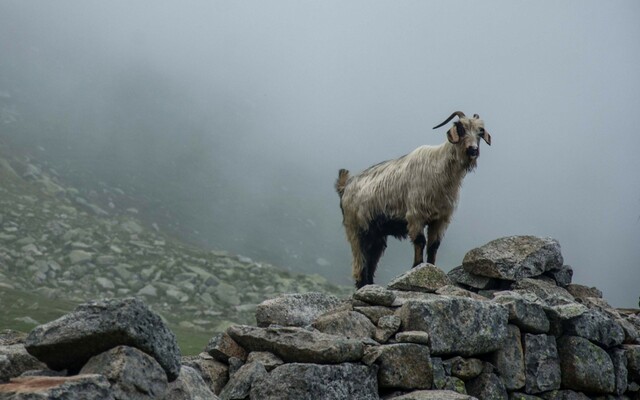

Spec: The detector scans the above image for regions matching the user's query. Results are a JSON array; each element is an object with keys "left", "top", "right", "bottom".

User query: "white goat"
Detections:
[{"left": 335, "top": 111, "right": 491, "bottom": 288}]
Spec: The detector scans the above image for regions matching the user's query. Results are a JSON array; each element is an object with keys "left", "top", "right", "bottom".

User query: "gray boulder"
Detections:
[
  {"left": 539, "top": 391, "right": 590, "bottom": 400},
  {"left": 0, "top": 374, "right": 114, "bottom": 399},
  {"left": 448, "top": 265, "right": 496, "bottom": 290},
  {"left": 523, "top": 333, "right": 561, "bottom": 394},
  {"left": 395, "top": 331, "right": 430, "bottom": 345},
  {"left": 399, "top": 297, "right": 508, "bottom": 356},
  {"left": 557, "top": 336, "right": 615, "bottom": 394},
  {"left": 623, "top": 344, "right": 640, "bottom": 381},
  {"left": 219, "top": 362, "right": 267, "bottom": 400},
  {"left": 254, "top": 292, "right": 341, "bottom": 328},
  {"left": 565, "top": 284, "right": 602, "bottom": 300},
  {"left": 245, "top": 351, "right": 283, "bottom": 372},
  {"left": 205, "top": 333, "right": 247, "bottom": 363},
  {"left": 388, "top": 263, "right": 452, "bottom": 293},
  {"left": 562, "top": 309, "right": 625, "bottom": 348},
  {"left": 249, "top": 362, "right": 379, "bottom": 400},
  {"left": 163, "top": 366, "right": 219, "bottom": 400},
  {"left": 466, "top": 367, "right": 508, "bottom": 400},
  {"left": 353, "top": 285, "right": 396, "bottom": 306},
  {"left": 312, "top": 310, "right": 376, "bottom": 340},
  {"left": 608, "top": 348, "right": 628, "bottom": 396},
  {"left": 366, "top": 343, "right": 433, "bottom": 390},
  {"left": 25, "top": 298, "right": 181, "bottom": 381},
  {"left": 543, "top": 265, "right": 573, "bottom": 287},
  {"left": 0, "top": 344, "right": 47, "bottom": 382},
  {"left": 181, "top": 353, "right": 229, "bottom": 395},
  {"left": 374, "top": 315, "right": 402, "bottom": 343},
  {"left": 79, "top": 346, "right": 167, "bottom": 400},
  {"left": 512, "top": 279, "right": 575, "bottom": 306},
  {"left": 493, "top": 292, "right": 550, "bottom": 333},
  {"left": 226, "top": 325, "right": 364, "bottom": 364},
  {"left": 490, "top": 325, "right": 525, "bottom": 390},
  {"left": 462, "top": 236, "right": 563, "bottom": 280}
]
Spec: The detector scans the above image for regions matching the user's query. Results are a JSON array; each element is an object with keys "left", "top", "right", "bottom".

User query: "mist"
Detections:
[{"left": 1, "top": 1, "right": 639, "bottom": 307}]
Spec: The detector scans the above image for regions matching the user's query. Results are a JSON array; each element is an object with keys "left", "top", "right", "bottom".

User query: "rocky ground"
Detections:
[
  {"left": 0, "top": 139, "right": 350, "bottom": 354},
  {"left": 1, "top": 235, "right": 639, "bottom": 399}
]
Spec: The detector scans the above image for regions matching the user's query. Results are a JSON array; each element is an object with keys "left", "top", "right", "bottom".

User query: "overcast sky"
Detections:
[{"left": 1, "top": 1, "right": 639, "bottom": 307}]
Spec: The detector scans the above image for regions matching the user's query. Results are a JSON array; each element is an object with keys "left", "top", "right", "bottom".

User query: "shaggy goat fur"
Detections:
[{"left": 336, "top": 112, "right": 491, "bottom": 288}]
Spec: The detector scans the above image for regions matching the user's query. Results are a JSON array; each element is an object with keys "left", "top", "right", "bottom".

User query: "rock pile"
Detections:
[
  {"left": 1, "top": 235, "right": 639, "bottom": 399},
  {"left": 206, "top": 236, "right": 640, "bottom": 399}
]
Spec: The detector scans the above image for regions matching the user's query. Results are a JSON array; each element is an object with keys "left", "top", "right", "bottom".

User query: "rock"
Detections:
[
  {"left": 565, "top": 284, "right": 603, "bottom": 300},
  {"left": 137, "top": 284, "right": 158, "bottom": 297},
  {"left": 448, "top": 265, "right": 496, "bottom": 290},
  {"left": 254, "top": 292, "right": 342, "bottom": 328},
  {"left": 462, "top": 236, "right": 563, "bottom": 280},
  {"left": 510, "top": 393, "right": 544, "bottom": 400},
  {"left": 431, "top": 357, "right": 446, "bottom": 389},
  {"left": 542, "top": 265, "right": 573, "bottom": 287},
  {"left": 388, "top": 263, "right": 452, "bottom": 293},
  {"left": 25, "top": 298, "right": 181, "bottom": 381},
  {"left": 493, "top": 292, "right": 550, "bottom": 333},
  {"left": 557, "top": 335, "right": 615, "bottom": 394},
  {"left": 523, "top": 333, "right": 561, "bottom": 394},
  {"left": 181, "top": 353, "right": 229, "bottom": 395},
  {"left": 490, "top": 325, "right": 525, "bottom": 390},
  {"left": 395, "top": 331, "right": 430, "bottom": 345},
  {"left": 219, "top": 362, "right": 267, "bottom": 400},
  {"left": 443, "top": 377, "right": 468, "bottom": 394},
  {"left": 226, "top": 325, "right": 364, "bottom": 364},
  {"left": 213, "top": 282, "right": 240, "bottom": 306},
  {"left": 312, "top": 310, "right": 376, "bottom": 340},
  {"left": 95, "top": 255, "right": 116, "bottom": 266},
  {"left": 249, "top": 362, "right": 379, "bottom": 400},
  {"left": 79, "top": 345, "right": 167, "bottom": 400},
  {"left": 0, "top": 374, "right": 114, "bottom": 399},
  {"left": 513, "top": 278, "right": 575, "bottom": 306},
  {"left": 245, "top": 351, "right": 283, "bottom": 372},
  {"left": 539, "top": 391, "right": 590, "bottom": 400},
  {"left": 374, "top": 315, "right": 401, "bottom": 343},
  {"left": 369, "top": 343, "right": 433, "bottom": 390},
  {"left": 353, "top": 284, "right": 396, "bottom": 306},
  {"left": 353, "top": 306, "right": 396, "bottom": 324},
  {"left": 608, "top": 348, "right": 628, "bottom": 396},
  {"left": 387, "top": 390, "right": 478, "bottom": 399},
  {"left": 95, "top": 277, "right": 115, "bottom": 290},
  {"left": 623, "top": 344, "right": 640, "bottom": 381},
  {"left": 466, "top": 367, "right": 508, "bottom": 400},
  {"left": 68, "top": 249, "right": 93, "bottom": 265},
  {"left": 0, "top": 344, "right": 46, "bottom": 382},
  {"left": 562, "top": 309, "right": 625, "bottom": 348},
  {"left": 205, "top": 332, "right": 247, "bottom": 363},
  {"left": 399, "top": 297, "right": 508, "bottom": 356},
  {"left": 163, "top": 366, "right": 219, "bottom": 400},
  {"left": 435, "top": 285, "right": 487, "bottom": 301},
  {"left": 0, "top": 330, "right": 28, "bottom": 346},
  {"left": 443, "top": 357, "right": 484, "bottom": 381}
]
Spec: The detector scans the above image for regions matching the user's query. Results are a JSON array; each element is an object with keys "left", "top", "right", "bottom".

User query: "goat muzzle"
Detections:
[{"left": 466, "top": 146, "right": 479, "bottom": 158}]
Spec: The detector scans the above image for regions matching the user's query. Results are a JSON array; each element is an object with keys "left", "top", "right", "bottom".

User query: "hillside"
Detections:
[{"left": 0, "top": 138, "right": 350, "bottom": 354}]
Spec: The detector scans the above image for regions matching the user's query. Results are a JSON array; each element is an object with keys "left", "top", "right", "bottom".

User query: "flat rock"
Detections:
[
  {"left": 557, "top": 336, "right": 615, "bottom": 394},
  {"left": 25, "top": 298, "right": 181, "bottom": 381},
  {"left": 254, "top": 292, "right": 341, "bottom": 328},
  {"left": 562, "top": 309, "right": 624, "bottom": 348},
  {"left": 388, "top": 263, "right": 452, "bottom": 293},
  {"left": 312, "top": 310, "right": 376, "bottom": 340},
  {"left": 513, "top": 278, "right": 575, "bottom": 306},
  {"left": 0, "top": 344, "right": 47, "bottom": 382},
  {"left": 399, "top": 297, "right": 508, "bottom": 356},
  {"left": 565, "top": 284, "right": 602, "bottom": 300},
  {"left": 249, "top": 362, "right": 378, "bottom": 400},
  {"left": 226, "top": 325, "right": 364, "bottom": 364},
  {"left": 395, "top": 331, "right": 430, "bottom": 345},
  {"left": 0, "top": 374, "right": 114, "bottom": 399},
  {"left": 353, "top": 285, "right": 396, "bottom": 306},
  {"left": 219, "top": 362, "right": 267, "bottom": 400},
  {"left": 443, "top": 357, "right": 484, "bottom": 381},
  {"left": 448, "top": 266, "right": 495, "bottom": 290},
  {"left": 387, "top": 390, "right": 478, "bottom": 399},
  {"left": 463, "top": 236, "right": 563, "bottom": 280},
  {"left": 205, "top": 333, "right": 247, "bottom": 363}
]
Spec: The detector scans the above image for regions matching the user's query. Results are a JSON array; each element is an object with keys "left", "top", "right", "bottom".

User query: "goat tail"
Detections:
[{"left": 335, "top": 169, "right": 350, "bottom": 198}]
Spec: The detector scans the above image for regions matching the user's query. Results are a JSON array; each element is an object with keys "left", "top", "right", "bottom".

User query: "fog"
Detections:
[{"left": 1, "top": 1, "right": 639, "bottom": 307}]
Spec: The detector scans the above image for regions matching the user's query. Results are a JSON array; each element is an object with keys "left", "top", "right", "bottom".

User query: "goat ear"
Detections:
[
  {"left": 481, "top": 131, "right": 492, "bottom": 146},
  {"left": 446, "top": 126, "right": 460, "bottom": 143}
]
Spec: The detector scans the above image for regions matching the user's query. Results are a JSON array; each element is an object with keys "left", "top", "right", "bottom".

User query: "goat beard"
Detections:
[{"left": 464, "top": 157, "right": 478, "bottom": 172}]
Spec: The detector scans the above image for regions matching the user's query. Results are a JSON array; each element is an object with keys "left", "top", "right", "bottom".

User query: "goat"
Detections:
[{"left": 335, "top": 111, "right": 491, "bottom": 288}]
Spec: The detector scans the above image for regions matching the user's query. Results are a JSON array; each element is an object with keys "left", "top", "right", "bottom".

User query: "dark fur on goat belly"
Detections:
[{"left": 365, "top": 214, "right": 408, "bottom": 240}]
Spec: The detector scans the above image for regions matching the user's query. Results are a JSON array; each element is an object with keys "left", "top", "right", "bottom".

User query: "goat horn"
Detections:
[{"left": 432, "top": 111, "right": 466, "bottom": 129}]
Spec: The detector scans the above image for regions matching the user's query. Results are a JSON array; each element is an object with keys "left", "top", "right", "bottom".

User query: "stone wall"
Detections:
[{"left": 1, "top": 235, "right": 639, "bottom": 400}]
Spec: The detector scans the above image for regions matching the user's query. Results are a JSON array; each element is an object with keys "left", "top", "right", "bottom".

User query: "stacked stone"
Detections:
[
  {"left": 207, "top": 236, "right": 640, "bottom": 400},
  {"left": 0, "top": 297, "right": 220, "bottom": 399}
]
